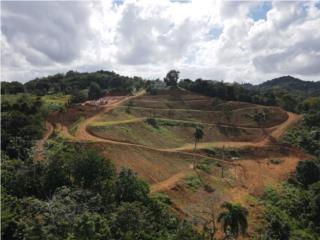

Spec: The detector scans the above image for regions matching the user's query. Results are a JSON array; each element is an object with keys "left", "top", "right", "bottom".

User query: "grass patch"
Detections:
[
  {"left": 245, "top": 194, "right": 259, "bottom": 206},
  {"left": 184, "top": 175, "right": 202, "bottom": 192},
  {"left": 90, "top": 118, "right": 144, "bottom": 127},
  {"left": 89, "top": 118, "right": 186, "bottom": 148},
  {"left": 145, "top": 118, "right": 203, "bottom": 128},
  {"left": 269, "top": 159, "right": 284, "bottom": 165},
  {"left": 196, "top": 158, "right": 213, "bottom": 173},
  {"left": 69, "top": 117, "right": 84, "bottom": 134},
  {"left": 1, "top": 93, "right": 70, "bottom": 112},
  {"left": 42, "top": 94, "right": 70, "bottom": 111},
  {"left": 203, "top": 147, "right": 241, "bottom": 159}
]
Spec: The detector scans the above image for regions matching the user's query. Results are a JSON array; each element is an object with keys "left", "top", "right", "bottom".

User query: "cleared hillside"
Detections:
[
  {"left": 86, "top": 90, "right": 288, "bottom": 149},
  {"left": 45, "top": 88, "right": 305, "bottom": 238}
]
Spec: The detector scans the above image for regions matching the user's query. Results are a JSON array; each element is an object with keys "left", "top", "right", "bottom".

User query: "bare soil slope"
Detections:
[{"left": 45, "top": 89, "right": 305, "bottom": 239}]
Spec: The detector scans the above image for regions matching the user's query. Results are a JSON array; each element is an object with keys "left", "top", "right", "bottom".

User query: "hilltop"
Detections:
[
  {"left": 43, "top": 86, "right": 305, "bottom": 238},
  {"left": 247, "top": 75, "right": 320, "bottom": 95}
]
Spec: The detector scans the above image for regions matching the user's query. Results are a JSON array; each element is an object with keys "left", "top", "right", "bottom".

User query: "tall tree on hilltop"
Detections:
[{"left": 164, "top": 70, "right": 180, "bottom": 88}]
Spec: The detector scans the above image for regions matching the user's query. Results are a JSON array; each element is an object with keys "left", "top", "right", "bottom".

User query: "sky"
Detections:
[{"left": 1, "top": 0, "right": 320, "bottom": 84}]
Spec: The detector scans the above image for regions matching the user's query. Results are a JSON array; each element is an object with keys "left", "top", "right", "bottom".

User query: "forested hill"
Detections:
[
  {"left": 248, "top": 76, "right": 320, "bottom": 95},
  {"left": 2, "top": 71, "right": 319, "bottom": 96},
  {"left": 2, "top": 71, "right": 320, "bottom": 113},
  {"left": 1, "top": 70, "right": 145, "bottom": 96}
]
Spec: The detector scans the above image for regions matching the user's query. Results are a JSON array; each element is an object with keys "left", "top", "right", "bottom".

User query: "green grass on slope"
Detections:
[
  {"left": 88, "top": 120, "right": 191, "bottom": 148},
  {"left": 2, "top": 93, "right": 70, "bottom": 112},
  {"left": 42, "top": 94, "right": 70, "bottom": 111},
  {"left": 69, "top": 117, "right": 85, "bottom": 134}
]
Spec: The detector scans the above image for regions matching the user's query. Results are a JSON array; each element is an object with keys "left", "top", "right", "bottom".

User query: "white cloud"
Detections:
[
  {"left": 1, "top": 0, "right": 320, "bottom": 83},
  {"left": 250, "top": 2, "right": 320, "bottom": 77}
]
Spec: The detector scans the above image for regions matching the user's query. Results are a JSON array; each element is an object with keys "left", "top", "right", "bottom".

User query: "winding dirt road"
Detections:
[
  {"left": 43, "top": 91, "right": 302, "bottom": 192},
  {"left": 171, "top": 112, "right": 302, "bottom": 151}
]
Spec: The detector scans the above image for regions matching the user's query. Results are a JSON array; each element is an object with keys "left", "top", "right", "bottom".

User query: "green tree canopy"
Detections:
[
  {"left": 72, "top": 150, "right": 116, "bottom": 191},
  {"left": 115, "top": 168, "right": 149, "bottom": 203},
  {"left": 218, "top": 202, "right": 248, "bottom": 238},
  {"left": 88, "top": 82, "right": 103, "bottom": 100},
  {"left": 194, "top": 127, "right": 204, "bottom": 149},
  {"left": 164, "top": 70, "right": 179, "bottom": 88},
  {"left": 296, "top": 160, "right": 320, "bottom": 186}
]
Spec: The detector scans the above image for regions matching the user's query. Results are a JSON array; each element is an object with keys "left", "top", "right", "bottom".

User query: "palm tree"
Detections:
[
  {"left": 194, "top": 126, "right": 204, "bottom": 150},
  {"left": 218, "top": 202, "right": 248, "bottom": 239}
]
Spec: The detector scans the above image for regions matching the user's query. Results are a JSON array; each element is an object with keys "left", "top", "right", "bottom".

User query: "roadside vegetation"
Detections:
[
  {"left": 257, "top": 104, "right": 320, "bottom": 239},
  {"left": 41, "top": 94, "right": 70, "bottom": 111},
  {"left": 282, "top": 111, "right": 320, "bottom": 157},
  {"left": 259, "top": 158, "right": 320, "bottom": 240}
]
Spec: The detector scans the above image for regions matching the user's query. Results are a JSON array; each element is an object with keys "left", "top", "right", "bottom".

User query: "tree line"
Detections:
[{"left": 1, "top": 70, "right": 145, "bottom": 99}]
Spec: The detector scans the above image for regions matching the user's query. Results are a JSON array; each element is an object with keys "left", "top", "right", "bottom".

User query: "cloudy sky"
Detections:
[{"left": 1, "top": 0, "right": 320, "bottom": 83}]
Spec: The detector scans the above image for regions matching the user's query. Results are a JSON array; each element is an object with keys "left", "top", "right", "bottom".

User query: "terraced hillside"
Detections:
[
  {"left": 87, "top": 89, "right": 288, "bottom": 149},
  {"left": 47, "top": 89, "right": 304, "bottom": 238}
]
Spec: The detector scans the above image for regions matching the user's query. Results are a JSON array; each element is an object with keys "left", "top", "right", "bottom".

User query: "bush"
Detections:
[
  {"left": 296, "top": 160, "right": 320, "bottom": 186},
  {"left": 269, "top": 159, "right": 284, "bottom": 165},
  {"left": 146, "top": 118, "right": 158, "bottom": 128},
  {"left": 185, "top": 175, "right": 202, "bottom": 191},
  {"left": 196, "top": 159, "right": 212, "bottom": 173}
]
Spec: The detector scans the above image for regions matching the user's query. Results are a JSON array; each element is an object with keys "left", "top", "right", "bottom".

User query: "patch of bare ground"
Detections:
[{"left": 157, "top": 153, "right": 306, "bottom": 239}]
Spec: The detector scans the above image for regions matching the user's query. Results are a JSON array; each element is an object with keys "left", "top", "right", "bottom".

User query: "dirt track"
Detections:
[
  {"left": 74, "top": 107, "right": 300, "bottom": 153},
  {"left": 150, "top": 170, "right": 191, "bottom": 193},
  {"left": 171, "top": 112, "right": 302, "bottom": 151},
  {"left": 47, "top": 91, "right": 302, "bottom": 193}
]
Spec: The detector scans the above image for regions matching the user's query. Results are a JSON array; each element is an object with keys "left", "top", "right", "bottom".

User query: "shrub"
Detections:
[
  {"left": 296, "top": 160, "right": 320, "bottom": 186},
  {"left": 196, "top": 159, "right": 212, "bottom": 173},
  {"left": 146, "top": 118, "right": 158, "bottom": 128},
  {"left": 185, "top": 175, "right": 201, "bottom": 191},
  {"left": 270, "top": 159, "right": 284, "bottom": 165}
]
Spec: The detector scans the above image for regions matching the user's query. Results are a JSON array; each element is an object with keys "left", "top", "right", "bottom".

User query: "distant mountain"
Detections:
[
  {"left": 259, "top": 75, "right": 320, "bottom": 90},
  {"left": 245, "top": 76, "right": 320, "bottom": 95}
]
